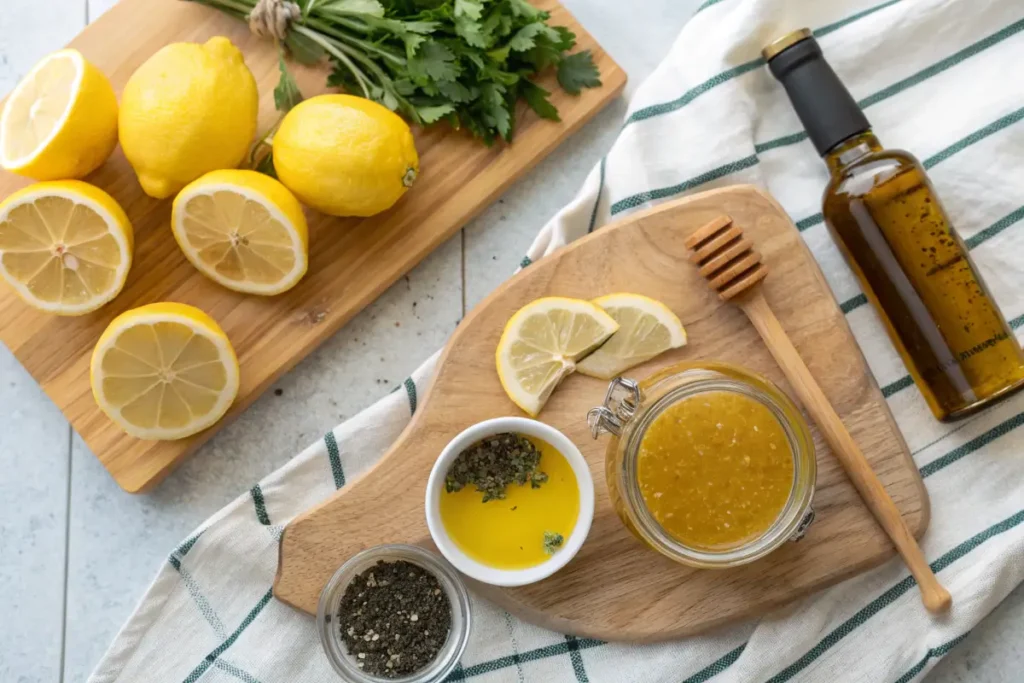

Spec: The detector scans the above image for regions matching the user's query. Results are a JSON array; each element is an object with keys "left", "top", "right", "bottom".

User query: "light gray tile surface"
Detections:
[
  {"left": 1, "top": 4, "right": 82, "bottom": 683},
  {"left": 1, "top": 1, "right": 1021, "bottom": 682},
  {"left": 0, "top": 349, "right": 71, "bottom": 683}
]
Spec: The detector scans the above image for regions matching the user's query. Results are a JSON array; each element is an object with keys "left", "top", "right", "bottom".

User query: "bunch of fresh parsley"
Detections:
[{"left": 186, "top": 0, "right": 602, "bottom": 144}]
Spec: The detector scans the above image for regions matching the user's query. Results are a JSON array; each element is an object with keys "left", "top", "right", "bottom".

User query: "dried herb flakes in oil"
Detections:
[
  {"left": 445, "top": 433, "right": 548, "bottom": 502},
  {"left": 543, "top": 531, "right": 564, "bottom": 555},
  {"left": 338, "top": 560, "right": 451, "bottom": 678}
]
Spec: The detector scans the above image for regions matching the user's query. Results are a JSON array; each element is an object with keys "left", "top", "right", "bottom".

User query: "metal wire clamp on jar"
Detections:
[{"left": 588, "top": 361, "right": 817, "bottom": 568}]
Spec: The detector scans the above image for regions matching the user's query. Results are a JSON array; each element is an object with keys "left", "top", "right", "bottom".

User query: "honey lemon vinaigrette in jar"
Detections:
[{"left": 589, "top": 362, "right": 816, "bottom": 567}]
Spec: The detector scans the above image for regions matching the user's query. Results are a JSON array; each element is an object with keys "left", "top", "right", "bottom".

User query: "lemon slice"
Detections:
[
  {"left": 0, "top": 49, "right": 118, "bottom": 180},
  {"left": 577, "top": 293, "right": 687, "bottom": 380},
  {"left": 172, "top": 169, "right": 308, "bottom": 295},
  {"left": 496, "top": 297, "right": 619, "bottom": 416},
  {"left": 90, "top": 302, "right": 240, "bottom": 440},
  {"left": 0, "top": 180, "right": 132, "bottom": 315}
]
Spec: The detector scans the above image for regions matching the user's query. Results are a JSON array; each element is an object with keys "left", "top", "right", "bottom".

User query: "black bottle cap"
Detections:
[{"left": 764, "top": 30, "right": 871, "bottom": 156}]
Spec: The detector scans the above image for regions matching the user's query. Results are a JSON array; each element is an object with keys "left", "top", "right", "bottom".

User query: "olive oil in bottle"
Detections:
[{"left": 764, "top": 29, "right": 1024, "bottom": 421}]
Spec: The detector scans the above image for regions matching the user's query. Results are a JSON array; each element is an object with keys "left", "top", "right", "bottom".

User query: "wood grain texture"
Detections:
[
  {"left": 274, "top": 185, "right": 931, "bottom": 641},
  {"left": 0, "top": 0, "right": 626, "bottom": 493}
]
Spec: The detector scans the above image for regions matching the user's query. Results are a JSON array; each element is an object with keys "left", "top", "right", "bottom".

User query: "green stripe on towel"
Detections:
[
  {"left": 610, "top": 156, "right": 759, "bottom": 215},
  {"left": 249, "top": 485, "right": 271, "bottom": 526},
  {"left": 587, "top": 156, "right": 607, "bottom": 233},
  {"left": 404, "top": 376, "right": 418, "bottom": 414},
  {"left": 682, "top": 643, "right": 747, "bottom": 683},
  {"left": 614, "top": 24, "right": 1024, "bottom": 220},
  {"left": 325, "top": 430, "right": 346, "bottom": 489},
  {"left": 182, "top": 589, "right": 274, "bottom": 683},
  {"left": 625, "top": 0, "right": 904, "bottom": 127},
  {"left": 565, "top": 635, "right": 590, "bottom": 682},
  {"left": 891, "top": 633, "right": 971, "bottom": 683},
  {"left": 920, "top": 409, "right": 1024, "bottom": 478},
  {"left": 762, "top": 510, "right": 1024, "bottom": 683},
  {"left": 215, "top": 660, "right": 265, "bottom": 683}
]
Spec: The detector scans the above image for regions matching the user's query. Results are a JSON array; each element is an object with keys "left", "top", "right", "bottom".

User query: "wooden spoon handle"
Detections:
[{"left": 739, "top": 292, "right": 952, "bottom": 613}]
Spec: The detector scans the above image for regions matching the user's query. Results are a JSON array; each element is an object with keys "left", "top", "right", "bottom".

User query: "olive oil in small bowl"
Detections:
[{"left": 425, "top": 417, "right": 595, "bottom": 587}]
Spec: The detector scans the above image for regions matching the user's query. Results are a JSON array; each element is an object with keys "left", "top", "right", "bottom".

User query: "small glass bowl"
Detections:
[
  {"left": 588, "top": 361, "right": 817, "bottom": 569},
  {"left": 317, "top": 544, "right": 472, "bottom": 683}
]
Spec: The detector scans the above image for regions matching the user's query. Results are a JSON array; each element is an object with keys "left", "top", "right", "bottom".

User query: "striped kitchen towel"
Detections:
[{"left": 90, "top": 0, "right": 1024, "bottom": 680}]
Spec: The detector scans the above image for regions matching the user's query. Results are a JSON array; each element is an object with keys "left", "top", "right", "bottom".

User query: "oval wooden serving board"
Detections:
[
  {"left": 0, "top": 0, "right": 625, "bottom": 493},
  {"left": 274, "top": 185, "right": 929, "bottom": 641}
]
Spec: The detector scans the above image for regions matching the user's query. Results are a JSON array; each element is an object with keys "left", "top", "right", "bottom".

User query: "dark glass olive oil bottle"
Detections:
[{"left": 764, "top": 29, "right": 1024, "bottom": 421}]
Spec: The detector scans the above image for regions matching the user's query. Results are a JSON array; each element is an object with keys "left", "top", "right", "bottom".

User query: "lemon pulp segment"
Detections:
[
  {"left": 577, "top": 293, "right": 687, "bottom": 379},
  {"left": 0, "top": 181, "right": 132, "bottom": 314},
  {"left": 0, "top": 49, "right": 118, "bottom": 180},
  {"left": 496, "top": 297, "right": 618, "bottom": 415},
  {"left": 91, "top": 303, "right": 239, "bottom": 440},
  {"left": 172, "top": 170, "right": 308, "bottom": 295}
]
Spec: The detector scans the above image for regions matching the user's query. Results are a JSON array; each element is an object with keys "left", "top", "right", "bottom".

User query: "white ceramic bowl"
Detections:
[{"left": 425, "top": 417, "right": 595, "bottom": 587}]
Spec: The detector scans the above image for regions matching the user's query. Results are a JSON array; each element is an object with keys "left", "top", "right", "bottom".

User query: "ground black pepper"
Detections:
[{"left": 338, "top": 560, "right": 451, "bottom": 678}]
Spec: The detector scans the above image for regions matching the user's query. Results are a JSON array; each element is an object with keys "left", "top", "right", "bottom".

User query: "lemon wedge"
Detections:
[
  {"left": 0, "top": 49, "right": 118, "bottom": 180},
  {"left": 576, "top": 293, "right": 687, "bottom": 380},
  {"left": 0, "top": 180, "right": 132, "bottom": 315},
  {"left": 90, "top": 302, "right": 240, "bottom": 440},
  {"left": 171, "top": 170, "right": 308, "bottom": 295},
  {"left": 496, "top": 297, "right": 619, "bottom": 416}
]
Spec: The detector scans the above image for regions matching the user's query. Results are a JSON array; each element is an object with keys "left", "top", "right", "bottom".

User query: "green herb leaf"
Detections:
[
  {"left": 437, "top": 80, "right": 476, "bottom": 103},
  {"left": 417, "top": 103, "right": 456, "bottom": 123},
  {"left": 283, "top": 31, "right": 325, "bottom": 66},
  {"left": 553, "top": 26, "right": 577, "bottom": 51},
  {"left": 193, "top": 0, "right": 602, "bottom": 145},
  {"left": 326, "top": 60, "right": 359, "bottom": 90},
  {"left": 520, "top": 80, "right": 560, "bottom": 121},
  {"left": 508, "top": 22, "right": 559, "bottom": 52},
  {"left": 479, "top": 82, "right": 512, "bottom": 141},
  {"left": 408, "top": 40, "right": 461, "bottom": 83},
  {"left": 508, "top": 0, "right": 541, "bottom": 19},
  {"left": 274, "top": 56, "right": 304, "bottom": 112},
  {"left": 317, "top": 0, "right": 384, "bottom": 16},
  {"left": 455, "top": 16, "right": 490, "bottom": 48},
  {"left": 557, "top": 50, "right": 601, "bottom": 95},
  {"left": 454, "top": 0, "right": 485, "bottom": 20}
]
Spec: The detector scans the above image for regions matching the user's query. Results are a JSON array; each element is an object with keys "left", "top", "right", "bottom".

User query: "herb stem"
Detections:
[
  {"left": 292, "top": 24, "right": 373, "bottom": 99},
  {"left": 305, "top": 16, "right": 405, "bottom": 66},
  {"left": 207, "top": 0, "right": 255, "bottom": 15}
]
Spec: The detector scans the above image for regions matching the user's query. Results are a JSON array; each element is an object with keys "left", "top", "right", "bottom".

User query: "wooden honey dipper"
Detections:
[{"left": 686, "top": 215, "right": 952, "bottom": 614}]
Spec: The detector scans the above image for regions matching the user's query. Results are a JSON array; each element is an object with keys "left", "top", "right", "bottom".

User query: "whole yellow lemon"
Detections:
[
  {"left": 273, "top": 94, "right": 419, "bottom": 217},
  {"left": 119, "top": 37, "right": 258, "bottom": 199}
]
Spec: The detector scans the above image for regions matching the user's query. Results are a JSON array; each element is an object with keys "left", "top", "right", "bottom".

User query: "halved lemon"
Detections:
[
  {"left": 171, "top": 169, "right": 308, "bottom": 295},
  {"left": 496, "top": 297, "right": 619, "bottom": 416},
  {"left": 577, "top": 293, "right": 687, "bottom": 379},
  {"left": 0, "top": 180, "right": 132, "bottom": 315},
  {"left": 90, "top": 302, "right": 240, "bottom": 440},
  {"left": 0, "top": 49, "right": 118, "bottom": 180}
]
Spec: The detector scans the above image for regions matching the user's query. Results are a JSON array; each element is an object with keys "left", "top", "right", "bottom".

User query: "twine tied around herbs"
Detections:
[{"left": 247, "top": 0, "right": 301, "bottom": 41}]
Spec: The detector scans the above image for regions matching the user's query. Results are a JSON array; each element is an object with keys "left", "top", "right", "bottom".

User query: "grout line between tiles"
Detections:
[
  {"left": 62, "top": 3, "right": 87, "bottom": 678},
  {"left": 460, "top": 229, "right": 467, "bottom": 317},
  {"left": 58, "top": 424, "right": 73, "bottom": 683}
]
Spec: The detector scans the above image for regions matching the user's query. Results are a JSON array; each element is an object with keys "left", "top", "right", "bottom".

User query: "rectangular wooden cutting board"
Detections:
[
  {"left": 0, "top": 0, "right": 626, "bottom": 493},
  {"left": 274, "top": 186, "right": 930, "bottom": 640}
]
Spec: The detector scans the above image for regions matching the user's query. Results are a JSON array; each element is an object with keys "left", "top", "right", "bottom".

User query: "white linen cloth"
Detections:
[{"left": 90, "top": 0, "right": 1024, "bottom": 680}]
